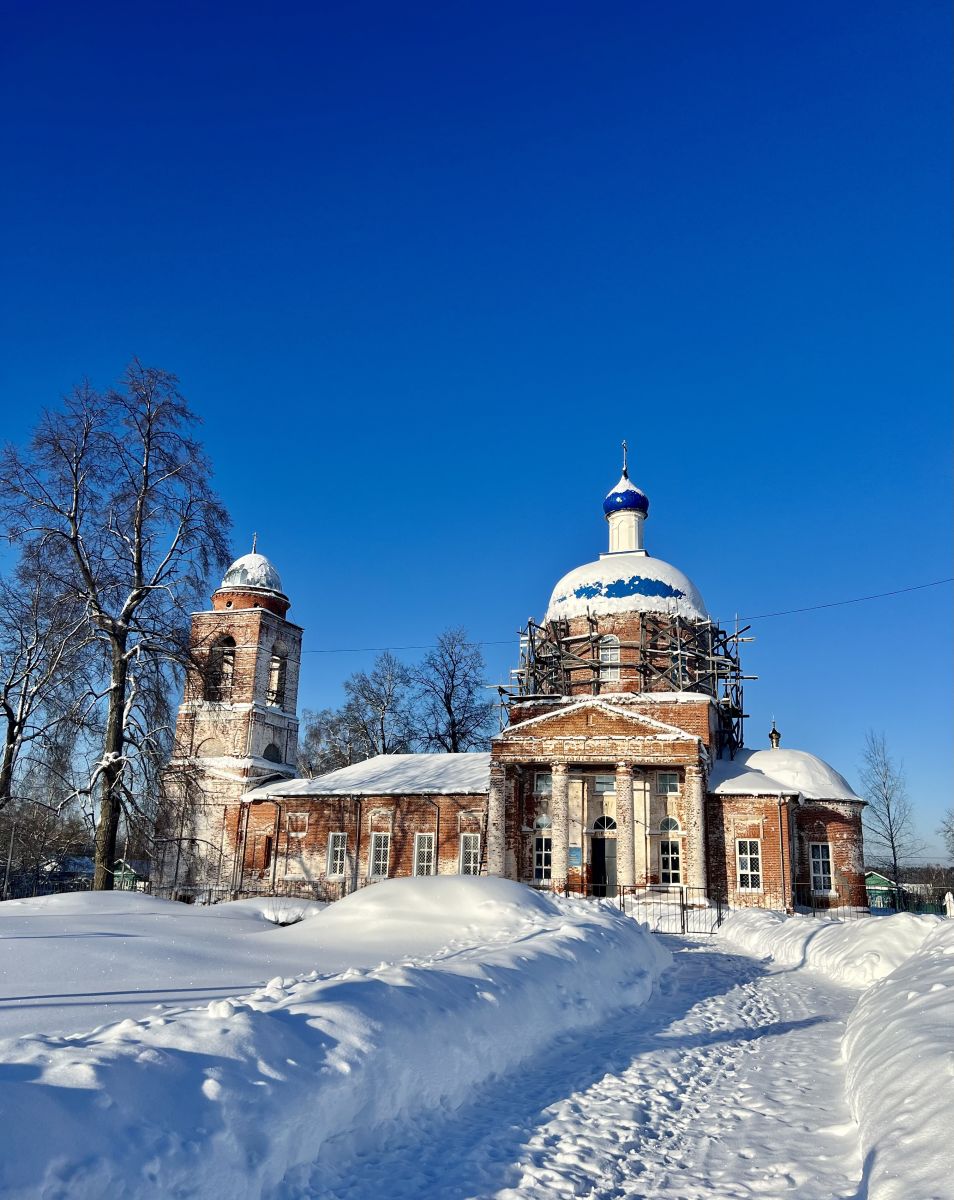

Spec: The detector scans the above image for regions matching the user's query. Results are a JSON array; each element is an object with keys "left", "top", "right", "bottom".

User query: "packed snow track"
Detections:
[{"left": 281, "top": 937, "right": 862, "bottom": 1200}]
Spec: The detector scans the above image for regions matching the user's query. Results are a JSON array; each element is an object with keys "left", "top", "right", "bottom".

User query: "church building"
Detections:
[{"left": 165, "top": 459, "right": 866, "bottom": 910}]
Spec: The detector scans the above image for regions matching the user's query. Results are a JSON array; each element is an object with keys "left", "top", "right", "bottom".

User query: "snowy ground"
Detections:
[
  {"left": 290, "top": 938, "right": 862, "bottom": 1200},
  {"left": 1, "top": 885, "right": 950, "bottom": 1199}
]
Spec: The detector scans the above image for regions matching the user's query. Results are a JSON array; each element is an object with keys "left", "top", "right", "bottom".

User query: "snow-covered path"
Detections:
[{"left": 282, "top": 937, "right": 862, "bottom": 1200}]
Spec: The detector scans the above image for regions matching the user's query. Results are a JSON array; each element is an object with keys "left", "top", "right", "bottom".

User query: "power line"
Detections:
[
  {"left": 301, "top": 576, "right": 951, "bottom": 655},
  {"left": 734, "top": 577, "right": 952, "bottom": 622}
]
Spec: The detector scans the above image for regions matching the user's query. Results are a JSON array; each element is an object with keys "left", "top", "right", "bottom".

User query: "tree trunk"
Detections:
[
  {"left": 93, "top": 642, "right": 128, "bottom": 890},
  {"left": 0, "top": 721, "right": 17, "bottom": 810}
]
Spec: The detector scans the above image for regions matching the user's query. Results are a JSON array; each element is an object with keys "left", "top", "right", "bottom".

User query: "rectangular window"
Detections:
[
  {"left": 459, "top": 832, "right": 481, "bottom": 876},
  {"left": 810, "top": 843, "right": 833, "bottom": 893},
  {"left": 327, "top": 831, "right": 347, "bottom": 878},
  {"left": 369, "top": 832, "right": 390, "bottom": 879},
  {"left": 736, "top": 839, "right": 762, "bottom": 892},
  {"left": 656, "top": 771, "right": 679, "bottom": 795},
  {"left": 599, "top": 637, "right": 620, "bottom": 683},
  {"left": 534, "top": 772, "right": 552, "bottom": 795},
  {"left": 660, "top": 839, "right": 681, "bottom": 885},
  {"left": 593, "top": 774, "right": 616, "bottom": 796},
  {"left": 413, "top": 832, "right": 435, "bottom": 877},
  {"left": 287, "top": 812, "right": 308, "bottom": 839},
  {"left": 534, "top": 835, "right": 552, "bottom": 881}
]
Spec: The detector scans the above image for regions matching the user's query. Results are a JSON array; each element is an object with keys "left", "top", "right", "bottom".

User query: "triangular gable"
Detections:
[{"left": 495, "top": 697, "right": 699, "bottom": 743}]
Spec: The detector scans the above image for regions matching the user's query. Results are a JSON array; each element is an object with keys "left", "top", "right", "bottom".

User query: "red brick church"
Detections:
[{"left": 164, "top": 459, "right": 866, "bottom": 909}]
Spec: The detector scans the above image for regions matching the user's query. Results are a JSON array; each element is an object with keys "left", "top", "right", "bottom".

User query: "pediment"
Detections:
[{"left": 496, "top": 698, "right": 697, "bottom": 743}]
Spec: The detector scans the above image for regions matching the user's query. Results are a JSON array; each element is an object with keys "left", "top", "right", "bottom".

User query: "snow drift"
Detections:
[
  {"left": 717, "top": 908, "right": 939, "bottom": 986},
  {"left": 720, "top": 910, "right": 954, "bottom": 1200},
  {"left": 0, "top": 877, "right": 669, "bottom": 1200},
  {"left": 843, "top": 919, "right": 954, "bottom": 1200}
]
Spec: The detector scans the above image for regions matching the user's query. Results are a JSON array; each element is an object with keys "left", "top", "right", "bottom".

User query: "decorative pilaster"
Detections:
[
  {"left": 633, "top": 769, "right": 649, "bottom": 884},
  {"left": 685, "top": 764, "right": 707, "bottom": 891},
  {"left": 550, "top": 762, "right": 569, "bottom": 889},
  {"left": 486, "top": 763, "right": 507, "bottom": 876},
  {"left": 615, "top": 762, "right": 636, "bottom": 890}
]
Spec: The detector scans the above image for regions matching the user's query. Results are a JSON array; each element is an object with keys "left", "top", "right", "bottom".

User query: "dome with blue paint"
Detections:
[
  {"left": 545, "top": 552, "right": 708, "bottom": 623},
  {"left": 603, "top": 471, "right": 649, "bottom": 516}
]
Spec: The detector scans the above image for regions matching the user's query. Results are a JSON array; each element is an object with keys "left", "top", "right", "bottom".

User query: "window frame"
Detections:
[
  {"left": 369, "top": 831, "right": 391, "bottom": 879},
  {"left": 660, "top": 838, "right": 681, "bottom": 885},
  {"left": 656, "top": 771, "right": 679, "bottom": 795},
  {"left": 326, "top": 831, "right": 347, "bottom": 879},
  {"left": 534, "top": 771, "right": 553, "bottom": 796},
  {"left": 459, "top": 832, "right": 481, "bottom": 876},
  {"left": 593, "top": 774, "right": 616, "bottom": 796},
  {"left": 736, "top": 838, "right": 763, "bottom": 893},
  {"left": 413, "top": 832, "right": 436, "bottom": 877},
  {"left": 533, "top": 834, "right": 553, "bottom": 881},
  {"left": 810, "top": 842, "right": 834, "bottom": 894},
  {"left": 598, "top": 635, "right": 621, "bottom": 684},
  {"left": 659, "top": 816, "right": 681, "bottom": 833}
]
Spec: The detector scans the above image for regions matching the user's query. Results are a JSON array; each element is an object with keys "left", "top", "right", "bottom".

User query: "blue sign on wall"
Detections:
[{"left": 569, "top": 845, "right": 583, "bottom": 867}]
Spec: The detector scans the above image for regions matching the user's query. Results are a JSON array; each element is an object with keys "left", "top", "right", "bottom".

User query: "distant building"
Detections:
[{"left": 166, "top": 457, "right": 866, "bottom": 909}]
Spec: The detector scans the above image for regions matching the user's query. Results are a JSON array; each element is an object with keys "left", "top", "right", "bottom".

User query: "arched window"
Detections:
[
  {"left": 534, "top": 814, "right": 553, "bottom": 829},
  {"left": 262, "top": 743, "right": 282, "bottom": 763},
  {"left": 660, "top": 816, "right": 681, "bottom": 833},
  {"left": 593, "top": 815, "right": 617, "bottom": 833},
  {"left": 205, "top": 636, "right": 235, "bottom": 701},
  {"left": 267, "top": 649, "right": 287, "bottom": 707},
  {"left": 599, "top": 635, "right": 620, "bottom": 684}
]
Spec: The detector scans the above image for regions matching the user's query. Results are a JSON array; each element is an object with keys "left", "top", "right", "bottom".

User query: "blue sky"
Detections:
[{"left": 2, "top": 2, "right": 951, "bottom": 854}]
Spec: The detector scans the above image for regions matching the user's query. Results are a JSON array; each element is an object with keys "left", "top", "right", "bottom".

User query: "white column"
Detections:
[
  {"left": 685, "top": 764, "right": 707, "bottom": 892},
  {"left": 486, "top": 763, "right": 506, "bottom": 876},
  {"left": 633, "top": 769, "right": 649, "bottom": 885},
  {"left": 615, "top": 762, "right": 635, "bottom": 890},
  {"left": 550, "top": 763, "right": 569, "bottom": 890}
]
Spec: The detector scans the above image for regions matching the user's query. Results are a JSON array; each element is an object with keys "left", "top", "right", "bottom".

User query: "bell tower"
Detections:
[{"left": 163, "top": 544, "right": 302, "bottom": 884}]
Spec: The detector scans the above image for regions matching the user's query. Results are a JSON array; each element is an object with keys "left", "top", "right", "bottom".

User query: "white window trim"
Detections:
[
  {"left": 593, "top": 774, "right": 616, "bottom": 796},
  {"left": 656, "top": 771, "right": 679, "bottom": 796},
  {"left": 534, "top": 833, "right": 553, "bottom": 881},
  {"left": 369, "top": 831, "right": 391, "bottom": 879},
  {"left": 598, "top": 636, "right": 621, "bottom": 683},
  {"left": 326, "top": 831, "right": 347, "bottom": 879},
  {"left": 413, "top": 832, "right": 436, "bottom": 877},
  {"left": 459, "top": 832, "right": 481, "bottom": 875},
  {"left": 660, "top": 837, "right": 681, "bottom": 885},
  {"left": 534, "top": 771, "right": 553, "bottom": 796},
  {"left": 810, "top": 842, "right": 835, "bottom": 895},
  {"left": 735, "top": 838, "right": 763, "bottom": 893}
]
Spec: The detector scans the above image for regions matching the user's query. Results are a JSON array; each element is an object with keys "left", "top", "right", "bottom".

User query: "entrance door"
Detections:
[{"left": 591, "top": 816, "right": 618, "bottom": 897}]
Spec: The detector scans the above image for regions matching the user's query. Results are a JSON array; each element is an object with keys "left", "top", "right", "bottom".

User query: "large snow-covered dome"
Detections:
[
  {"left": 708, "top": 748, "right": 862, "bottom": 802},
  {"left": 220, "top": 552, "right": 284, "bottom": 595},
  {"left": 545, "top": 553, "right": 708, "bottom": 622}
]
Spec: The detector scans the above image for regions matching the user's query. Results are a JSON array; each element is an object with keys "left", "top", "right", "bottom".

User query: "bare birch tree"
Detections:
[
  {"left": 859, "top": 730, "right": 922, "bottom": 886},
  {"left": 0, "top": 362, "right": 230, "bottom": 888},
  {"left": 342, "top": 651, "right": 415, "bottom": 757},
  {"left": 0, "top": 566, "right": 91, "bottom": 810},
  {"left": 413, "top": 627, "right": 494, "bottom": 752}
]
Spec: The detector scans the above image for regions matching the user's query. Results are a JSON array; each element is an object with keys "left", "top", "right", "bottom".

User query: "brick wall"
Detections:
[
  {"left": 706, "top": 794, "right": 794, "bottom": 906},
  {"left": 225, "top": 793, "right": 489, "bottom": 889}
]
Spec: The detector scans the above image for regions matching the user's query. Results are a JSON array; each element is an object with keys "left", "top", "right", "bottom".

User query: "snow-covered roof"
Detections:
[
  {"left": 244, "top": 753, "right": 491, "bottom": 800},
  {"left": 545, "top": 552, "right": 708, "bottom": 623},
  {"left": 708, "top": 748, "right": 862, "bottom": 802},
  {"left": 220, "top": 552, "right": 284, "bottom": 595}
]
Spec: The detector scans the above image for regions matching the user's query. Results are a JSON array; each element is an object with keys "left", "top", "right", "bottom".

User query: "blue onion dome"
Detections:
[{"left": 603, "top": 471, "right": 649, "bottom": 516}]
